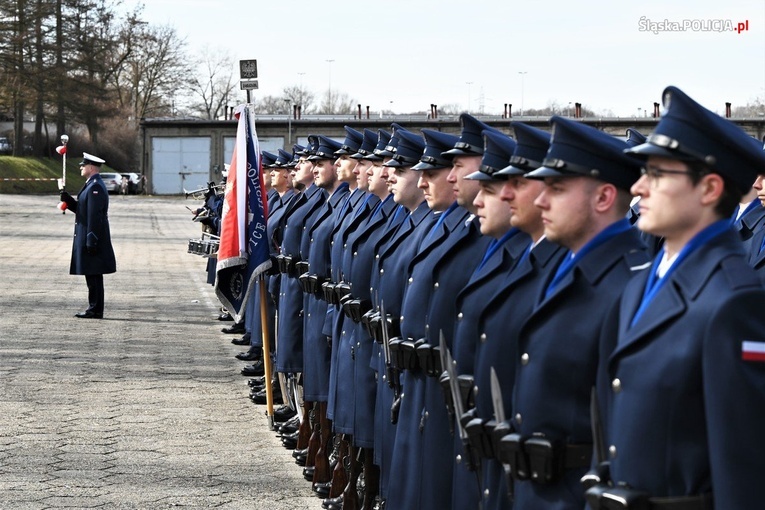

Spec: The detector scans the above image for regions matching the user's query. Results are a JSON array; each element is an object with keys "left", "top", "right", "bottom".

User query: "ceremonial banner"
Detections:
[{"left": 215, "top": 104, "right": 271, "bottom": 321}]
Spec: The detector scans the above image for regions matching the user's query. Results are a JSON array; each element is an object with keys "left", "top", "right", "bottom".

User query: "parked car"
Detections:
[
  {"left": 99, "top": 172, "right": 122, "bottom": 193},
  {"left": 0, "top": 137, "right": 12, "bottom": 155},
  {"left": 120, "top": 172, "right": 143, "bottom": 194}
]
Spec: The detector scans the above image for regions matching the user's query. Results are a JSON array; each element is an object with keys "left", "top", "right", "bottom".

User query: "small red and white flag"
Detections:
[{"left": 742, "top": 341, "right": 765, "bottom": 362}]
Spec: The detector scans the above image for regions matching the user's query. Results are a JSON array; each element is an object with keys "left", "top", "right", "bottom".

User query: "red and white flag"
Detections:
[
  {"left": 214, "top": 104, "right": 271, "bottom": 321},
  {"left": 742, "top": 341, "right": 765, "bottom": 362}
]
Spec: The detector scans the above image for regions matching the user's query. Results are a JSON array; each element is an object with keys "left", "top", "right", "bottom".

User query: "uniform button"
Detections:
[
  {"left": 380, "top": 269, "right": 384, "bottom": 275},
  {"left": 480, "top": 333, "right": 487, "bottom": 343},
  {"left": 343, "top": 243, "right": 347, "bottom": 249},
  {"left": 484, "top": 489, "right": 490, "bottom": 498},
  {"left": 457, "top": 312, "right": 463, "bottom": 321},
  {"left": 521, "top": 353, "right": 530, "bottom": 365},
  {"left": 473, "top": 385, "right": 479, "bottom": 396},
  {"left": 612, "top": 378, "right": 622, "bottom": 393},
  {"left": 400, "top": 315, "right": 404, "bottom": 323},
  {"left": 401, "top": 392, "right": 405, "bottom": 399},
  {"left": 331, "top": 241, "right": 334, "bottom": 246},
  {"left": 434, "top": 282, "right": 439, "bottom": 289},
  {"left": 342, "top": 330, "right": 346, "bottom": 335},
  {"left": 310, "top": 239, "right": 314, "bottom": 243},
  {"left": 370, "top": 287, "right": 373, "bottom": 293},
  {"left": 375, "top": 254, "right": 379, "bottom": 259},
  {"left": 382, "top": 374, "right": 386, "bottom": 380},
  {"left": 424, "top": 411, "right": 429, "bottom": 418},
  {"left": 353, "top": 251, "right": 357, "bottom": 256},
  {"left": 408, "top": 277, "right": 413, "bottom": 284},
  {"left": 609, "top": 445, "right": 617, "bottom": 459},
  {"left": 515, "top": 413, "right": 522, "bottom": 425},
  {"left": 455, "top": 454, "right": 462, "bottom": 464}
]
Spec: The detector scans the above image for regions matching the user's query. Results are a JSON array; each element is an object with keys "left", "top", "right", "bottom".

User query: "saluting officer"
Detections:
[
  {"left": 508, "top": 116, "right": 650, "bottom": 509},
  {"left": 59, "top": 152, "right": 116, "bottom": 319},
  {"left": 589, "top": 86, "right": 765, "bottom": 510}
]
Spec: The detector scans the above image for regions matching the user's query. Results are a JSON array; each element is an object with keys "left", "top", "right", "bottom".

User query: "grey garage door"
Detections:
[{"left": 151, "top": 137, "right": 211, "bottom": 195}]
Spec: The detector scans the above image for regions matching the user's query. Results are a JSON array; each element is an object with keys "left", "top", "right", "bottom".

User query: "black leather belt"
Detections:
[
  {"left": 498, "top": 433, "right": 592, "bottom": 484},
  {"left": 586, "top": 486, "right": 713, "bottom": 510}
]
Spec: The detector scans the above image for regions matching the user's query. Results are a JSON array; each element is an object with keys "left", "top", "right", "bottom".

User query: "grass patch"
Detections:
[{"left": 0, "top": 156, "right": 96, "bottom": 194}]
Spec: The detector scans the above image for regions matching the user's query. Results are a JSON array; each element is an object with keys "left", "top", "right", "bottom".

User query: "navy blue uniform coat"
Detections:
[
  {"left": 471, "top": 238, "right": 568, "bottom": 510},
  {"left": 602, "top": 229, "right": 765, "bottom": 508},
  {"left": 511, "top": 226, "right": 649, "bottom": 510},
  {"left": 69, "top": 174, "right": 116, "bottom": 275},
  {"left": 388, "top": 208, "right": 491, "bottom": 510}
]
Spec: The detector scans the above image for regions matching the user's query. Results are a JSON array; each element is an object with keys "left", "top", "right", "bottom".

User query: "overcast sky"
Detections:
[{"left": 128, "top": 0, "right": 765, "bottom": 117}]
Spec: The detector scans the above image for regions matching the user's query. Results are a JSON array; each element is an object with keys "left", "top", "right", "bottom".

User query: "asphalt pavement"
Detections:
[{"left": 0, "top": 194, "right": 317, "bottom": 509}]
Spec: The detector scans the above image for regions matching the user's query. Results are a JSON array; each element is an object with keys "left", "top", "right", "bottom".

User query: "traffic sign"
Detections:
[
  {"left": 239, "top": 60, "right": 258, "bottom": 79},
  {"left": 240, "top": 80, "right": 259, "bottom": 90}
]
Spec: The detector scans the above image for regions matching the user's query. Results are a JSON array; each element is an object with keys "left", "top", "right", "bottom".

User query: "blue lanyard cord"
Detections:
[
  {"left": 426, "top": 202, "right": 458, "bottom": 240},
  {"left": 475, "top": 228, "right": 522, "bottom": 272},
  {"left": 630, "top": 220, "right": 732, "bottom": 328},
  {"left": 545, "top": 219, "right": 633, "bottom": 299}
]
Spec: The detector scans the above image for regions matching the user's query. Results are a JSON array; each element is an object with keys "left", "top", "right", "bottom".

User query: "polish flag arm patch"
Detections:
[{"left": 742, "top": 341, "right": 765, "bottom": 362}]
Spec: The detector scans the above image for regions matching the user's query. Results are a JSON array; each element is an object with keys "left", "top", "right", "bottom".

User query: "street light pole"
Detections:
[
  {"left": 325, "top": 59, "right": 334, "bottom": 96},
  {"left": 518, "top": 72, "right": 527, "bottom": 116}
]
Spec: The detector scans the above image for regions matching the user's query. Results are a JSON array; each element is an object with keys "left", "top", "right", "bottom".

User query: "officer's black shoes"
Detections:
[
  {"left": 231, "top": 334, "right": 251, "bottom": 346},
  {"left": 313, "top": 481, "right": 331, "bottom": 498},
  {"left": 241, "top": 361, "right": 264, "bottom": 377},
  {"left": 250, "top": 386, "right": 282, "bottom": 405},
  {"left": 303, "top": 466, "right": 316, "bottom": 481},
  {"left": 321, "top": 494, "right": 342, "bottom": 508},
  {"left": 279, "top": 417, "right": 300, "bottom": 435},
  {"left": 221, "top": 322, "right": 245, "bottom": 334},
  {"left": 247, "top": 376, "right": 266, "bottom": 387},
  {"left": 272, "top": 405, "right": 297, "bottom": 423},
  {"left": 235, "top": 346, "right": 262, "bottom": 361},
  {"left": 281, "top": 431, "right": 299, "bottom": 449},
  {"left": 75, "top": 310, "right": 103, "bottom": 319}
]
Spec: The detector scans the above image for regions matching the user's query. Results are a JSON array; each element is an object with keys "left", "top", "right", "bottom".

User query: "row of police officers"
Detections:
[{"left": 226, "top": 85, "right": 765, "bottom": 510}]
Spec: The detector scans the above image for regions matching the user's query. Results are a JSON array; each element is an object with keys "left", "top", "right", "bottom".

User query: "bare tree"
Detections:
[
  {"left": 187, "top": 45, "right": 236, "bottom": 120},
  {"left": 317, "top": 89, "right": 355, "bottom": 115},
  {"left": 732, "top": 93, "right": 765, "bottom": 117},
  {"left": 253, "top": 94, "right": 292, "bottom": 115},
  {"left": 283, "top": 84, "right": 314, "bottom": 114}
]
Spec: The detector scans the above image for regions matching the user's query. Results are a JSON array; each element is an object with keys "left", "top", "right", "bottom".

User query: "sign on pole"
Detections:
[
  {"left": 240, "top": 60, "right": 258, "bottom": 80},
  {"left": 240, "top": 80, "right": 259, "bottom": 90}
]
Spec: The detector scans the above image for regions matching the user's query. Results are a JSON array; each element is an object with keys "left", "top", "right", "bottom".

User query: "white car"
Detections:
[{"left": 99, "top": 172, "right": 122, "bottom": 193}]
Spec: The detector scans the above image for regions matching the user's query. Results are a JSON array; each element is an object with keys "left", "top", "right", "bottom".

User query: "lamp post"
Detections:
[
  {"left": 518, "top": 71, "right": 527, "bottom": 116},
  {"left": 326, "top": 59, "right": 334, "bottom": 95}
]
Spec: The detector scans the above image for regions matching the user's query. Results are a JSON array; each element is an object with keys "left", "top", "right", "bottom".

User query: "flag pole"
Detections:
[{"left": 259, "top": 273, "right": 275, "bottom": 429}]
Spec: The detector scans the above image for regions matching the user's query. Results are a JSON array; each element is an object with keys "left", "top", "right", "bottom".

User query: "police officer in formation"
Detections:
[{"left": 227, "top": 85, "right": 765, "bottom": 510}]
